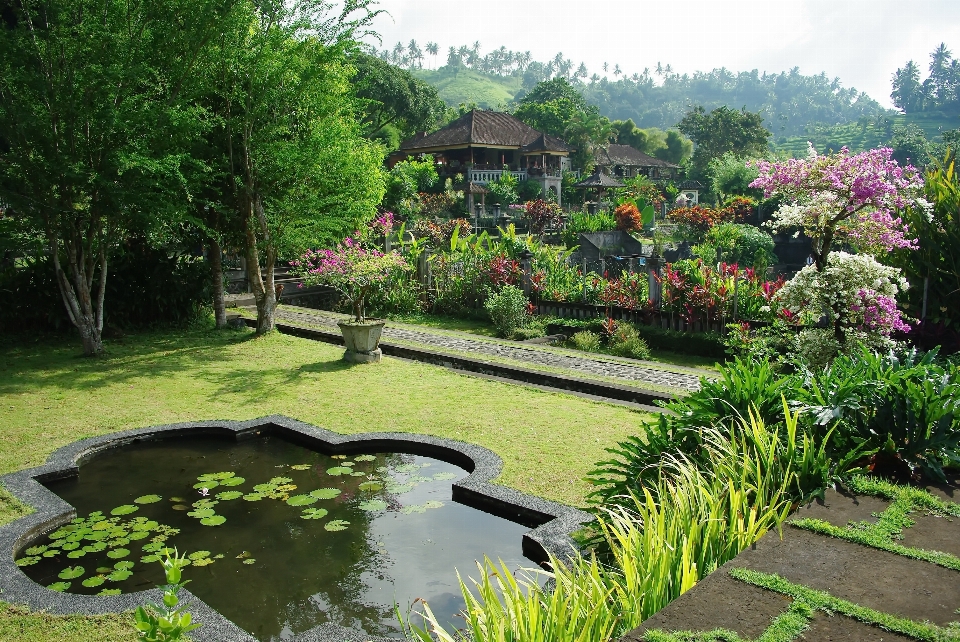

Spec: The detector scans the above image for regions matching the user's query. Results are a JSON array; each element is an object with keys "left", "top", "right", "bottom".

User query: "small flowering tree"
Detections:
[
  {"left": 751, "top": 146, "right": 926, "bottom": 358},
  {"left": 293, "top": 238, "right": 410, "bottom": 322}
]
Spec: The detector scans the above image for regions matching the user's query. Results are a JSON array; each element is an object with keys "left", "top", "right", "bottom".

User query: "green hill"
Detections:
[
  {"left": 775, "top": 112, "right": 959, "bottom": 156},
  {"left": 413, "top": 68, "right": 521, "bottom": 110}
]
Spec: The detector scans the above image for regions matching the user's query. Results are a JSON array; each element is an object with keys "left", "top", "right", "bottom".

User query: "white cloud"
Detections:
[{"left": 365, "top": 0, "right": 960, "bottom": 108}]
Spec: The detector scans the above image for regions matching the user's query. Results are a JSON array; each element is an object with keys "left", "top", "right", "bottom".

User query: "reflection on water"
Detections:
[{"left": 24, "top": 435, "right": 537, "bottom": 640}]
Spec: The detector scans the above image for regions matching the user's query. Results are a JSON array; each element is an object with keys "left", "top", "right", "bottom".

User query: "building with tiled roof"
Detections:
[
  {"left": 394, "top": 109, "right": 575, "bottom": 204},
  {"left": 594, "top": 144, "right": 679, "bottom": 181}
]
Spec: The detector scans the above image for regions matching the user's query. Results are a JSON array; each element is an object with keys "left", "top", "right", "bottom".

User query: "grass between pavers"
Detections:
[
  {"left": 645, "top": 566, "right": 960, "bottom": 642},
  {"left": 791, "top": 475, "right": 960, "bottom": 572},
  {"left": 0, "top": 602, "right": 138, "bottom": 642},
  {"left": 0, "top": 325, "right": 652, "bottom": 512}
]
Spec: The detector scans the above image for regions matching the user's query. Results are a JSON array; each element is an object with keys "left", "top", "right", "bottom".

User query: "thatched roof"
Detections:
[
  {"left": 398, "top": 110, "right": 570, "bottom": 152},
  {"left": 575, "top": 172, "right": 625, "bottom": 189},
  {"left": 518, "top": 133, "right": 573, "bottom": 154},
  {"left": 465, "top": 182, "right": 489, "bottom": 194},
  {"left": 595, "top": 144, "right": 678, "bottom": 169}
]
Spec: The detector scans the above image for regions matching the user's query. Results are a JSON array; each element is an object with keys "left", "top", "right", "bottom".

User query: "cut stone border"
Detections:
[{"left": 0, "top": 415, "right": 593, "bottom": 642}]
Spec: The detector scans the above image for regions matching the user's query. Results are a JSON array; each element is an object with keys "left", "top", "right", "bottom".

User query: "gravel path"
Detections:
[{"left": 272, "top": 308, "right": 705, "bottom": 392}]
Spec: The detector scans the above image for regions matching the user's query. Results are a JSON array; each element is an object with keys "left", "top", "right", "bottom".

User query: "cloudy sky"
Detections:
[{"left": 364, "top": 0, "right": 960, "bottom": 108}]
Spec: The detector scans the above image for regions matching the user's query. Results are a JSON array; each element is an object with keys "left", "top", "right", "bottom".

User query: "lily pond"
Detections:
[{"left": 16, "top": 435, "right": 537, "bottom": 640}]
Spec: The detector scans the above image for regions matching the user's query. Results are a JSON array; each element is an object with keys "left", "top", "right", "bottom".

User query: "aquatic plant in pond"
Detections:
[{"left": 16, "top": 436, "right": 534, "bottom": 640}]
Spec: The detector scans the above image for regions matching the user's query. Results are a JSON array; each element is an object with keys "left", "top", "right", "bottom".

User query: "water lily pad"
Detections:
[
  {"left": 15, "top": 556, "right": 40, "bottom": 567},
  {"left": 107, "top": 569, "right": 132, "bottom": 582},
  {"left": 242, "top": 558, "right": 256, "bottom": 565},
  {"left": 286, "top": 494, "right": 318, "bottom": 507},
  {"left": 340, "top": 461, "right": 355, "bottom": 467},
  {"left": 192, "top": 558, "right": 214, "bottom": 567},
  {"left": 300, "top": 508, "right": 328, "bottom": 520},
  {"left": 358, "top": 481, "right": 383, "bottom": 491},
  {"left": 187, "top": 509, "right": 216, "bottom": 519},
  {"left": 96, "top": 566, "right": 115, "bottom": 574},
  {"left": 357, "top": 500, "right": 387, "bottom": 512},
  {"left": 401, "top": 504, "right": 427, "bottom": 514},
  {"left": 394, "top": 464, "right": 422, "bottom": 473},
  {"left": 326, "top": 467, "right": 352, "bottom": 476},
  {"left": 253, "top": 483, "right": 276, "bottom": 493},
  {"left": 114, "top": 561, "right": 135, "bottom": 570},
  {"left": 108, "top": 538, "right": 130, "bottom": 547},
  {"left": 127, "top": 531, "right": 150, "bottom": 541},
  {"left": 214, "top": 554, "right": 224, "bottom": 559},
  {"left": 192, "top": 499, "right": 218, "bottom": 508},
  {"left": 235, "top": 551, "right": 252, "bottom": 559},
  {"left": 49, "top": 529, "right": 71, "bottom": 540},
  {"left": 43, "top": 551, "right": 58, "bottom": 558},
  {"left": 91, "top": 521, "right": 112, "bottom": 531},
  {"left": 432, "top": 472, "right": 457, "bottom": 481},
  {"left": 67, "top": 550, "right": 86, "bottom": 559},
  {"left": 324, "top": 520, "right": 350, "bottom": 532},
  {"left": 354, "top": 455, "right": 377, "bottom": 462},
  {"left": 60, "top": 542, "right": 80, "bottom": 551},
  {"left": 106, "top": 548, "right": 130, "bottom": 559},
  {"left": 171, "top": 504, "right": 189, "bottom": 511},
  {"left": 98, "top": 588, "right": 122, "bottom": 596},
  {"left": 242, "top": 493, "right": 264, "bottom": 501},
  {"left": 331, "top": 455, "right": 347, "bottom": 460},
  {"left": 211, "top": 472, "right": 236, "bottom": 480},
  {"left": 409, "top": 475, "right": 432, "bottom": 484},
  {"left": 215, "top": 491, "right": 244, "bottom": 501},
  {"left": 58, "top": 566, "right": 85, "bottom": 579},
  {"left": 188, "top": 551, "right": 211, "bottom": 560},
  {"left": 83, "top": 542, "right": 108, "bottom": 552},
  {"left": 309, "top": 488, "right": 341, "bottom": 500},
  {"left": 290, "top": 464, "right": 312, "bottom": 470},
  {"left": 200, "top": 515, "right": 226, "bottom": 526},
  {"left": 276, "top": 484, "right": 297, "bottom": 492},
  {"left": 134, "top": 495, "right": 162, "bottom": 504},
  {"left": 169, "top": 497, "right": 186, "bottom": 503},
  {"left": 424, "top": 500, "right": 444, "bottom": 509},
  {"left": 140, "top": 554, "right": 161, "bottom": 564},
  {"left": 193, "top": 481, "right": 219, "bottom": 490},
  {"left": 82, "top": 576, "right": 106, "bottom": 588},
  {"left": 269, "top": 476, "right": 293, "bottom": 484},
  {"left": 47, "top": 582, "right": 70, "bottom": 592},
  {"left": 385, "top": 483, "right": 415, "bottom": 494},
  {"left": 25, "top": 545, "right": 47, "bottom": 556},
  {"left": 141, "top": 542, "right": 163, "bottom": 553},
  {"left": 196, "top": 473, "right": 220, "bottom": 482},
  {"left": 218, "top": 476, "right": 245, "bottom": 487},
  {"left": 110, "top": 505, "right": 139, "bottom": 516}
]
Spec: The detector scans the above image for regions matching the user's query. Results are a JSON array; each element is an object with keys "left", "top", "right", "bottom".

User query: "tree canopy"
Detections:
[{"left": 678, "top": 106, "right": 771, "bottom": 181}]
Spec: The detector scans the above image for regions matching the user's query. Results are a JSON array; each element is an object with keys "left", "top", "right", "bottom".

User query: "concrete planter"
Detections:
[{"left": 337, "top": 320, "right": 385, "bottom": 363}]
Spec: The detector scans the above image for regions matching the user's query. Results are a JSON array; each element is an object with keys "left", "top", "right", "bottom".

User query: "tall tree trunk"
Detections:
[
  {"left": 243, "top": 196, "right": 276, "bottom": 334},
  {"left": 49, "top": 230, "right": 107, "bottom": 356},
  {"left": 209, "top": 237, "right": 227, "bottom": 329}
]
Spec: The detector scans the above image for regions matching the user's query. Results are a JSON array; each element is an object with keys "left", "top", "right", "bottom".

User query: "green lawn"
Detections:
[{"left": 0, "top": 324, "right": 652, "bottom": 641}]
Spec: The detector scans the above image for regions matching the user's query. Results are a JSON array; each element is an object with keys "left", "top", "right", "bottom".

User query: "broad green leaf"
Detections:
[
  {"left": 358, "top": 481, "right": 383, "bottom": 491},
  {"left": 286, "top": 494, "right": 318, "bottom": 507},
  {"left": 98, "top": 588, "right": 121, "bottom": 596},
  {"left": 134, "top": 495, "right": 162, "bottom": 504},
  {"left": 290, "top": 464, "right": 312, "bottom": 470},
  {"left": 432, "top": 472, "right": 457, "bottom": 481},
  {"left": 424, "top": 500, "right": 444, "bottom": 509},
  {"left": 110, "top": 505, "right": 139, "bottom": 516},
  {"left": 300, "top": 508, "right": 329, "bottom": 520},
  {"left": 309, "top": 488, "right": 341, "bottom": 499},
  {"left": 114, "top": 561, "right": 135, "bottom": 570},
  {"left": 58, "top": 566, "right": 85, "bottom": 579},
  {"left": 242, "top": 493, "right": 264, "bottom": 502},
  {"left": 200, "top": 516, "right": 226, "bottom": 526},
  {"left": 188, "top": 551, "right": 211, "bottom": 560},
  {"left": 107, "top": 569, "right": 132, "bottom": 581},
  {"left": 193, "top": 481, "right": 219, "bottom": 490},
  {"left": 215, "top": 491, "right": 244, "bottom": 501},
  {"left": 325, "top": 467, "right": 352, "bottom": 476},
  {"left": 82, "top": 576, "right": 106, "bottom": 588},
  {"left": 187, "top": 509, "right": 216, "bottom": 519},
  {"left": 15, "top": 556, "right": 40, "bottom": 566},
  {"left": 323, "top": 520, "right": 350, "bottom": 532},
  {"left": 353, "top": 455, "right": 377, "bottom": 462},
  {"left": 357, "top": 500, "right": 387, "bottom": 511},
  {"left": 107, "top": 548, "right": 130, "bottom": 559},
  {"left": 218, "top": 476, "right": 245, "bottom": 487},
  {"left": 47, "top": 582, "right": 71, "bottom": 592}
]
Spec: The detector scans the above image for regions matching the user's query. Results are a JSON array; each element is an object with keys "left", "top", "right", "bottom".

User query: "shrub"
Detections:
[
  {"left": 634, "top": 325, "right": 727, "bottom": 359},
  {"left": 484, "top": 285, "right": 529, "bottom": 336},
  {"left": 608, "top": 324, "right": 651, "bottom": 360},
  {"left": 570, "top": 330, "right": 601, "bottom": 352},
  {"left": 614, "top": 202, "right": 642, "bottom": 233},
  {"left": 703, "top": 222, "right": 776, "bottom": 269},
  {"left": 560, "top": 210, "right": 617, "bottom": 247},
  {"left": 508, "top": 326, "right": 546, "bottom": 341}
]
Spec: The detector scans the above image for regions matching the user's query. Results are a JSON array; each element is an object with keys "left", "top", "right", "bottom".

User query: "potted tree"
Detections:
[{"left": 294, "top": 238, "right": 409, "bottom": 363}]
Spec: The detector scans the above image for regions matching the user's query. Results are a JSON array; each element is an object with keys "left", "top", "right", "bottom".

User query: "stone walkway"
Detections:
[
  {"left": 268, "top": 307, "right": 707, "bottom": 393},
  {"left": 623, "top": 483, "right": 960, "bottom": 641}
]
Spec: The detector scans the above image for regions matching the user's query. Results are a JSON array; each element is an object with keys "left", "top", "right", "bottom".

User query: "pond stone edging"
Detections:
[{"left": 0, "top": 415, "right": 593, "bottom": 642}]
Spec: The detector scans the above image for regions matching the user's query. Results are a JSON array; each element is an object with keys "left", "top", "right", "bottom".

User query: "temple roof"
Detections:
[
  {"left": 398, "top": 110, "right": 570, "bottom": 152},
  {"left": 575, "top": 171, "right": 625, "bottom": 188},
  {"left": 595, "top": 144, "right": 679, "bottom": 169},
  {"left": 518, "top": 133, "right": 573, "bottom": 154}
]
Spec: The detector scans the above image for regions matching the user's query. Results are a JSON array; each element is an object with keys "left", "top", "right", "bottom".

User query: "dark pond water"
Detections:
[{"left": 17, "top": 435, "right": 537, "bottom": 640}]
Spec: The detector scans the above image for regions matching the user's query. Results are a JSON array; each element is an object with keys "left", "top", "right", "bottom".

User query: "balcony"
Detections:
[{"left": 468, "top": 169, "right": 528, "bottom": 184}]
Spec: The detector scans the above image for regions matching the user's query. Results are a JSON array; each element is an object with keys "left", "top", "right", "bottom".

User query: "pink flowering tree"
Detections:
[
  {"left": 292, "top": 238, "right": 409, "bottom": 322},
  {"left": 750, "top": 146, "right": 926, "bottom": 360}
]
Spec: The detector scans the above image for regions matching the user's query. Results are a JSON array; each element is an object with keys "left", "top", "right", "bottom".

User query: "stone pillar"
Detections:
[{"left": 647, "top": 256, "right": 663, "bottom": 308}]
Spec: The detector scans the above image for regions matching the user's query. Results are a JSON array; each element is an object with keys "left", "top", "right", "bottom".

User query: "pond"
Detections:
[{"left": 15, "top": 435, "right": 538, "bottom": 640}]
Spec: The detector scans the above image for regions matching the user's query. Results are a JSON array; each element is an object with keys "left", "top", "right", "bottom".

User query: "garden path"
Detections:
[
  {"left": 622, "top": 482, "right": 960, "bottom": 641},
  {"left": 267, "top": 307, "right": 707, "bottom": 393}
]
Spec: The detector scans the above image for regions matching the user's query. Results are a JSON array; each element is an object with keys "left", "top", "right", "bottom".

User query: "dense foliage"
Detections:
[{"left": 891, "top": 43, "right": 960, "bottom": 115}]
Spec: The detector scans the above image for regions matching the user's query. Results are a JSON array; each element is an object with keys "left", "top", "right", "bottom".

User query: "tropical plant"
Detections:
[
  {"left": 560, "top": 210, "right": 617, "bottom": 247},
  {"left": 522, "top": 199, "right": 564, "bottom": 234},
  {"left": 614, "top": 202, "right": 642, "bottom": 233},
  {"left": 608, "top": 324, "right": 651, "bottom": 360},
  {"left": 484, "top": 285, "right": 530, "bottom": 336},
  {"left": 699, "top": 222, "right": 776, "bottom": 269},
  {"left": 133, "top": 550, "right": 200, "bottom": 642},
  {"left": 570, "top": 330, "right": 602, "bottom": 352},
  {"left": 294, "top": 239, "right": 410, "bottom": 321}
]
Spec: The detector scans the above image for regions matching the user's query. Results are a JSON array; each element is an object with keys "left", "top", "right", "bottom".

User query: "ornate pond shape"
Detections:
[{"left": 0, "top": 416, "right": 590, "bottom": 642}]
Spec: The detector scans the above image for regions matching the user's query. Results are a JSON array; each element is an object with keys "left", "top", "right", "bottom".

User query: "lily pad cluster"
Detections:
[{"left": 15, "top": 511, "right": 179, "bottom": 595}]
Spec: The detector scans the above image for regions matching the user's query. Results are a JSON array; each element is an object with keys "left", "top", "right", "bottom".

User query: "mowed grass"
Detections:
[
  {"left": 0, "top": 325, "right": 652, "bottom": 640},
  {"left": 0, "top": 324, "right": 651, "bottom": 512}
]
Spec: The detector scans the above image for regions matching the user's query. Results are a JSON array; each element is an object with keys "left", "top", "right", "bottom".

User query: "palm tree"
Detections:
[
  {"left": 613, "top": 64, "right": 622, "bottom": 77},
  {"left": 407, "top": 40, "right": 422, "bottom": 69},
  {"left": 426, "top": 42, "right": 439, "bottom": 69}
]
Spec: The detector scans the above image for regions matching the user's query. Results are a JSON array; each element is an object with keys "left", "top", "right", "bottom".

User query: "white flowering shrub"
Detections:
[{"left": 775, "top": 252, "right": 910, "bottom": 364}]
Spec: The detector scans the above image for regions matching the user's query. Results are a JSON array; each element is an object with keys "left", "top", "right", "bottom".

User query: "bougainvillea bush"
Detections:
[
  {"left": 293, "top": 238, "right": 410, "bottom": 322},
  {"left": 751, "top": 145, "right": 926, "bottom": 363}
]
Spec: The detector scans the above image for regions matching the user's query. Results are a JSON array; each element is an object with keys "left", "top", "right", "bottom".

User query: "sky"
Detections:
[{"left": 363, "top": 0, "right": 960, "bottom": 109}]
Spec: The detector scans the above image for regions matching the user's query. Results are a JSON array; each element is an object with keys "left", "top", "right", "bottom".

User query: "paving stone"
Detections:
[
  {"left": 798, "top": 613, "right": 916, "bottom": 641},
  {"left": 272, "top": 308, "right": 705, "bottom": 392},
  {"left": 732, "top": 527, "right": 960, "bottom": 626},
  {"left": 622, "top": 568, "right": 792, "bottom": 641},
  {"left": 793, "top": 489, "right": 890, "bottom": 527}
]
